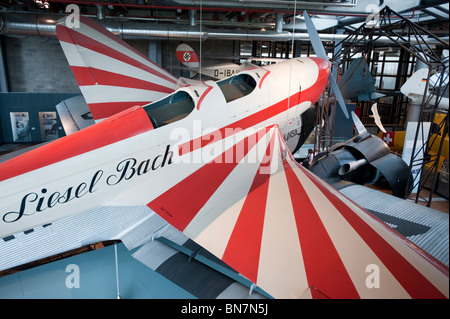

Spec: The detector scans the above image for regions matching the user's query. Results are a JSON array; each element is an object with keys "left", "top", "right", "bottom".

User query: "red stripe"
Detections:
[
  {"left": 283, "top": 159, "right": 360, "bottom": 299},
  {"left": 176, "top": 50, "right": 199, "bottom": 63},
  {"left": 177, "top": 97, "right": 279, "bottom": 156},
  {"left": 309, "top": 57, "right": 331, "bottom": 74},
  {"left": 0, "top": 106, "right": 154, "bottom": 182},
  {"left": 71, "top": 66, "right": 175, "bottom": 93},
  {"left": 70, "top": 65, "right": 171, "bottom": 119},
  {"left": 69, "top": 65, "right": 96, "bottom": 86},
  {"left": 299, "top": 165, "right": 448, "bottom": 299},
  {"left": 87, "top": 101, "right": 153, "bottom": 120},
  {"left": 197, "top": 83, "right": 213, "bottom": 110},
  {"left": 259, "top": 68, "right": 270, "bottom": 89},
  {"left": 148, "top": 127, "right": 269, "bottom": 231},
  {"left": 56, "top": 24, "right": 177, "bottom": 86},
  {"left": 221, "top": 131, "right": 275, "bottom": 283}
]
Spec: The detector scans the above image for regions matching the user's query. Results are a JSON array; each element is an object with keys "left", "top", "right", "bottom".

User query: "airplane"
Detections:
[
  {"left": 175, "top": 44, "right": 290, "bottom": 81},
  {"left": 0, "top": 13, "right": 448, "bottom": 299},
  {"left": 175, "top": 43, "right": 250, "bottom": 80},
  {"left": 338, "top": 57, "right": 388, "bottom": 102},
  {"left": 312, "top": 110, "right": 412, "bottom": 199},
  {"left": 375, "top": 60, "right": 449, "bottom": 176},
  {"left": 54, "top": 42, "right": 275, "bottom": 135},
  {"left": 401, "top": 67, "right": 449, "bottom": 112},
  {"left": 174, "top": 44, "right": 287, "bottom": 81}
]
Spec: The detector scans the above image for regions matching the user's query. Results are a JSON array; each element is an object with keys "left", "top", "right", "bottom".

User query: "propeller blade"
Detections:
[
  {"left": 371, "top": 103, "right": 387, "bottom": 133},
  {"left": 303, "top": 10, "right": 349, "bottom": 119},
  {"left": 329, "top": 72, "right": 350, "bottom": 118},
  {"left": 303, "top": 10, "right": 327, "bottom": 60},
  {"left": 351, "top": 111, "right": 367, "bottom": 135}
]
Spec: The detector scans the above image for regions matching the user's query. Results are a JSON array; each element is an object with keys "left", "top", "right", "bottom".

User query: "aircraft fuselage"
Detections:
[{"left": 0, "top": 57, "right": 329, "bottom": 238}]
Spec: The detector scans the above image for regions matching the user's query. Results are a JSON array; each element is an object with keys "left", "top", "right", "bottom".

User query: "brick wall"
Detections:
[
  {"left": 1, "top": 35, "right": 236, "bottom": 93},
  {"left": 2, "top": 36, "right": 81, "bottom": 93}
]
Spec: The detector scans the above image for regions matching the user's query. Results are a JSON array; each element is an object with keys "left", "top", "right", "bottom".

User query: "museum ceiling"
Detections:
[{"left": 0, "top": 0, "right": 448, "bottom": 37}]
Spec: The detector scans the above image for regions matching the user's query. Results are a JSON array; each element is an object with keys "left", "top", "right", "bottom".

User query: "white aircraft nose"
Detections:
[{"left": 310, "top": 57, "right": 330, "bottom": 78}]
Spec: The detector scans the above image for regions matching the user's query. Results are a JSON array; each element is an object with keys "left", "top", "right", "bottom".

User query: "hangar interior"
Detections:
[
  {"left": 1, "top": 0, "right": 448, "bottom": 205},
  {"left": 0, "top": 0, "right": 449, "bottom": 299}
]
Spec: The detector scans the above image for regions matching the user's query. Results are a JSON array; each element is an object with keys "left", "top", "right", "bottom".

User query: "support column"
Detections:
[{"left": 148, "top": 40, "right": 162, "bottom": 66}]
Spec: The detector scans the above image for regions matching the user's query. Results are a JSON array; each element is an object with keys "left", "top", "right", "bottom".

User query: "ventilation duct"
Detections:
[
  {"left": 0, "top": 13, "right": 207, "bottom": 41},
  {"left": 0, "top": 12, "right": 446, "bottom": 44},
  {"left": 0, "top": 13, "right": 58, "bottom": 38}
]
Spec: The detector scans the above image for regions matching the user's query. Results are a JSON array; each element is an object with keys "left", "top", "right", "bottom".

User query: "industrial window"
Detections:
[
  {"left": 217, "top": 74, "right": 257, "bottom": 103},
  {"left": 144, "top": 91, "right": 195, "bottom": 128}
]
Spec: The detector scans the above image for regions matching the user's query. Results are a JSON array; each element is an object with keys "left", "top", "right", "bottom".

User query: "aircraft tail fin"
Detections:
[
  {"left": 56, "top": 17, "right": 177, "bottom": 121},
  {"left": 176, "top": 43, "right": 200, "bottom": 70},
  {"left": 400, "top": 68, "right": 429, "bottom": 102}
]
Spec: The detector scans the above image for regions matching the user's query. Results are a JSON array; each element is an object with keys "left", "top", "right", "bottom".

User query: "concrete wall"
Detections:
[
  {"left": 2, "top": 36, "right": 80, "bottom": 93},
  {"left": 0, "top": 92, "right": 78, "bottom": 143},
  {"left": 1, "top": 35, "right": 237, "bottom": 93}
]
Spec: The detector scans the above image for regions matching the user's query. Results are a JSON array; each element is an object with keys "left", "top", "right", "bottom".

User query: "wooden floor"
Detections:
[
  {"left": 409, "top": 188, "right": 449, "bottom": 214},
  {"left": 0, "top": 143, "right": 43, "bottom": 163}
]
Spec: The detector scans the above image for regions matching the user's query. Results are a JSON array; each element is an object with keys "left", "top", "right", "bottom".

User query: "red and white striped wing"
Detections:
[
  {"left": 56, "top": 17, "right": 177, "bottom": 121},
  {"left": 148, "top": 125, "right": 449, "bottom": 299}
]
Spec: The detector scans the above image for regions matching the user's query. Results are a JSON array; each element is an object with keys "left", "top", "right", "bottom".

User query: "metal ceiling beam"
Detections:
[
  {"left": 434, "top": 5, "right": 449, "bottom": 15},
  {"left": 337, "top": 0, "right": 448, "bottom": 27},
  {"left": 422, "top": 8, "right": 449, "bottom": 21}
]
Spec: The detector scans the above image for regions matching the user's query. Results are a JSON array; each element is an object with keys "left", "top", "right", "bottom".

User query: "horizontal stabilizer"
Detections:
[{"left": 55, "top": 95, "right": 94, "bottom": 135}]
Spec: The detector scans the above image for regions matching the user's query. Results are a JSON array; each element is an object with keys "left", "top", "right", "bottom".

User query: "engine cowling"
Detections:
[
  {"left": 281, "top": 104, "right": 317, "bottom": 154},
  {"left": 310, "top": 132, "right": 413, "bottom": 198}
]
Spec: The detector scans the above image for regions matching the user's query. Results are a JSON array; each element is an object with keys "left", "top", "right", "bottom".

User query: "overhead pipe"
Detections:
[
  {"left": 0, "top": 13, "right": 342, "bottom": 41},
  {"left": 275, "top": 12, "right": 284, "bottom": 33},
  {"left": 0, "top": 13, "right": 207, "bottom": 40},
  {"left": 0, "top": 13, "right": 57, "bottom": 37},
  {"left": 0, "top": 12, "right": 447, "bottom": 44}
]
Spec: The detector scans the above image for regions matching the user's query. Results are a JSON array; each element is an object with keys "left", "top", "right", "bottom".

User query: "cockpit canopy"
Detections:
[
  {"left": 144, "top": 90, "right": 195, "bottom": 128},
  {"left": 217, "top": 73, "right": 257, "bottom": 103},
  {"left": 143, "top": 73, "right": 257, "bottom": 128}
]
